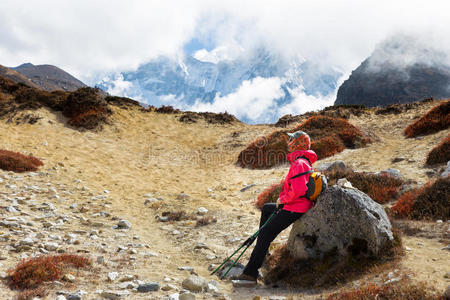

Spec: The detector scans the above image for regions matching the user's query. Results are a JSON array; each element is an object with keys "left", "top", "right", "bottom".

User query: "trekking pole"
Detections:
[{"left": 211, "top": 206, "right": 281, "bottom": 279}]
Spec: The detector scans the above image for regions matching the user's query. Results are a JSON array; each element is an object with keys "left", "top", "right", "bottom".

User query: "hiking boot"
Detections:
[{"left": 231, "top": 273, "right": 257, "bottom": 282}]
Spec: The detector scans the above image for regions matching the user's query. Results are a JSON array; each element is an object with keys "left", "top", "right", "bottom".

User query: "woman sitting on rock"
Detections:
[{"left": 234, "top": 130, "right": 317, "bottom": 282}]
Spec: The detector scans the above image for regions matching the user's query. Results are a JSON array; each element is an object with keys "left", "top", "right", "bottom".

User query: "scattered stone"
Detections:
[
  {"left": 405, "top": 246, "right": 412, "bottom": 251},
  {"left": 206, "top": 282, "right": 219, "bottom": 293},
  {"left": 337, "top": 178, "right": 354, "bottom": 189},
  {"left": 119, "top": 274, "right": 134, "bottom": 282},
  {"left": 0, "top": 271, "right": 8, "bottom": 279},
  {"left": 169, "top": 293, "right": 180, "bottom": 300},
  {"left": 101, "top": 290, "right": 131, "bottom": 299},
  {"left": 391, "top": 157, "right": 405, "bottom": 163},
  {"left": 6, "top": 206, "right": 17, "bottom": 213},
  {"left": 182, "top": 275, "right": 207, "bottom": 292},
  {"left": 384, "top": 277, "right": 402, "bottom": 284},
  {"left": 116, "top": 220, "right": 131, "bottom": 229},
  {"left": 108, "top": 272, "right": 119, "bottom": 282},
  {"left": 162, "top": 284, "right": 177, "bottom": 291},
  {"left": 444, "top": 272, "right": 450, "bottom": 279},
  {"left": 20, "top": 237, "right": 35, "bottom": 246},
  {"left": 227, "top": 237, "right": 240, "bottom": 244},
  {"left": 144, "top": 198, "right": 159, "bottom": 205},
  {"left": 42, "top": 141, "right": 48, "bottom": 146},
  {"left": 195, "top": 242, "right": 209, "bottom": 250},
  {"left": 66, "top": 294, "right": 81, "bottom": 300},
  {"left": 269, "top": 296, "right": 287, "bottom": 300},
  {"left": 178, "top": 266, "right": 194, "bottom": 272},
  {"left": 137, "top": 282, "right": 160, "bottom": 292},
  {"left": 179, "top": 292, "right": 196, "bottom": 300},
  {"left": 197, "top": 207, "right": 208, "bottom": 215},
  {"left": 158, "top": 216, "right": 169, "bottom": 222},
  {"left": 240, "top": 184, "right": 256, "bottom": 192},
  {"left": 143, "top": 251, "right": 158, "bottom": 257},
  {"left": 118, "top": 281, "right": 138, "bottom": 289},
  {"left": 55, "top": 295, "right": 67, "bottom": 300},
  {"left": 217, "top": 262, "right": 245, "bottom": 279},
  {"left": 437, "top": 220, "right": 444, "bottom": 224},
  {"left": 442, "top": 245, "right": 450, "bottom": 251},
  {"left": 232, "top": 280, "right": 257, "bottom": 288},
  {"left": 44, "top": 242, "right": 59, "bottom": 251},
  {"left": 177, "top": 193, "right": 190, "bottom": 200},
  {"left": 63, "top": 274, "right": 75, "bottom": 283},
  {"left": 379, "top": 168, "right": 402, "bottom": 178}
]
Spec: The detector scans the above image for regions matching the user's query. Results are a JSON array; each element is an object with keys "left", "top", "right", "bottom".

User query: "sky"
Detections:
[{"left": 1, "top": 0, "right": 450, "bottom": 122}]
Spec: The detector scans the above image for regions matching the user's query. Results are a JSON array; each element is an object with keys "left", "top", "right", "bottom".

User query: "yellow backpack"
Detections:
[{"left": 291, "top": 156, "right": 328, "bottom": 202}]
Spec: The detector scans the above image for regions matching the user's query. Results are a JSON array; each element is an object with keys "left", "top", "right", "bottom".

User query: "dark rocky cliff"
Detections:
[{"left": 335, "top": 59, "right": 450, "bottom": 107}]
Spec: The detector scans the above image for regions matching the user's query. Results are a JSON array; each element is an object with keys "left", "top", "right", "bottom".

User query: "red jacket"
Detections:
[{"left": 279, "top": 150, "right": 317, "bottom": 213}]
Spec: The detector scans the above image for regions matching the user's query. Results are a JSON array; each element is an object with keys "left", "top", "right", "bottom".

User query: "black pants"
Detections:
[{"left": 243, "top": 203, "right": 303, "bottom": 278}]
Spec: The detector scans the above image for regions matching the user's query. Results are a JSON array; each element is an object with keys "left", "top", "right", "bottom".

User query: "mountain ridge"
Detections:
[
  {"left": 12, "top": 63, "right": 87, "bottom": 92},
  {"left": 335, "top": 37, "right": 450, "bottom": 107}
]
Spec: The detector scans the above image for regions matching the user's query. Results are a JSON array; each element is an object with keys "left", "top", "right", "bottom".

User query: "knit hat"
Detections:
[{"left": 287, "top": 131, "right": 311, "bottom": 152}]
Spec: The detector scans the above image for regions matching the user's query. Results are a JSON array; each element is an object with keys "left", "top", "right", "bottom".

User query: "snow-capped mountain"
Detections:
[{"left": 97, "top": 49, "right": 342, "bottom": 123}]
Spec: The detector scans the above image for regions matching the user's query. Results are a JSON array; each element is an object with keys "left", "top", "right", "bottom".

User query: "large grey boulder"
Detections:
[{"left": 287, "top": 186, "right": 393, "bottom": 260}]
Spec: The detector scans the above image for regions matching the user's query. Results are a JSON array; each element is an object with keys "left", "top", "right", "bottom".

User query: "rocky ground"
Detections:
[{"left": 0, "top": 100, "right": 449, "bottom": 299}]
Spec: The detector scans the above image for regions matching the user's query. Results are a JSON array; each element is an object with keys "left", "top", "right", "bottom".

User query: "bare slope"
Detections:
[
  {"left": 13, "top": 63, "right": 87, "bottom": 92},
  {"left": 0, "top": 64, "right": 40, "bottom": 88},
  {"left": 0, "top": 100, "right": 448, "bottom": 299}
]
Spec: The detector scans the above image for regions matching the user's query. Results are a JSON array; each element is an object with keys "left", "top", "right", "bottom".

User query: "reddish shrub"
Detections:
[
  {"left": 179, "top": 111, "right": 238, "bottom": 124},
  {"left": 311, "top": 136, "right": 345, "bottom": 160},
  {"left": 238, "top": 116, "right": 371, "bottom": 169},
  {"left": 295, "top": 115, "right": 371, "bottom": 149},
  {"left": 155, "top": 105, "right": 180, "bottom": 114},
  {"left": 67, "top": 107, "right": 108, "bottom": 130},
  {"left": 404, "top": 100, "right": 450, "bottom": 137},
  {"left": 63, "top": 87, "right": 110, "bottom": 129},
  {"left": 16, "top": 286, "right": 47, "bottom": 300},
  {"left": 426, "top": 134, "right": 450, "bottom": 165},
  {"left": 7, "top": 254, "right": 90, "bottom": 290},
  {"left": 325, "top": 169, "right": 404, "bottom": 204},
  {"left": 391, "top": 188, "right": 420, "bottom": 218},
  {"left": 326, "top": 279, "right": 441, "bottom": 300},
  {"left": 391, "top": 177, "right": 449, "bottom": 220},
  {"left": 296, "top": 115, "right": 371, "bottom": 160},
  {"left": 410, "top": 176, "right": 450, "bottom": 220},
  {"left": 237, "top": 130, "right": 288, "bottom": 169},
  {"left": 366, "top": 181, "right": 400, "bottom": 204},
  {"left": 255, "top": 180, "right": 284, "bottom": 209},
  {"left": 0, "top": 149, "right": 44, "bottom": 173}
]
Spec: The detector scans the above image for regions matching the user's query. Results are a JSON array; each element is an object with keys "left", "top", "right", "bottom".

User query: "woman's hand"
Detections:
[{"left": 276, "top": 198, "right": 284, "bottom": 210}]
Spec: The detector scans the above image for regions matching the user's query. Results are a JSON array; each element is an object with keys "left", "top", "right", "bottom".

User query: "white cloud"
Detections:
[
  {"left": 1, "top": 0, "right": 450, "bottom": 84},
  {"left": 193, "top": 45, "right": 244, "bottom": 63},
  {"left": 190, "top": 76, "right": 284, "bottom": 123},
  {"left": 104, "top": 74, "right": 136, "bottom": 98},
  {"left": 278, "top": 88, "right": 336, "bottom": 117}
]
